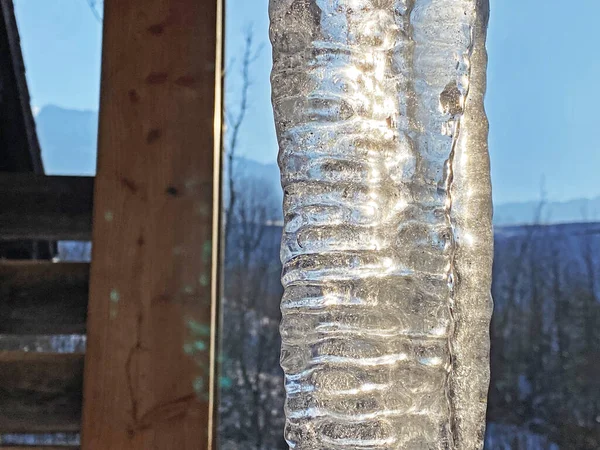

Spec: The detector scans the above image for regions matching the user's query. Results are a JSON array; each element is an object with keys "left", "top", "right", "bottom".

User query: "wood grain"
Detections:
[
  {"left": 0, "top": 262, "right": 89, "bottom": 334},
  {"left": 0, "top": 174, "right": 93, "bottom": 241},
  {"left": 81, "top": 0, "right": 222, "bottom": 448},
  {"left": 0, "top": 352, "right": 83, "bottom": 433}
]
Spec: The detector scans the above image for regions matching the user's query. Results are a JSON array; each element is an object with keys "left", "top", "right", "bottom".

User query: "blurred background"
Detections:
[{"left": 2, "top": 0, "right": 598, "bottom": 448}]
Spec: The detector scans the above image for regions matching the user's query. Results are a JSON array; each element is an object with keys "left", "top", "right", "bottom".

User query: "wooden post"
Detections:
[{"left": 81, "top": 0, "right": 222, "bottom": 448}]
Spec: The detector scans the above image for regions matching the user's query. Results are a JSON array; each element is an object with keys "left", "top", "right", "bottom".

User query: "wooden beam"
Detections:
[
  {"left": 81, "top": 0, "right": 222, "bottom": 449},
  {"left": 0, "top": 174, "right": 93, "bottom": 241},
  {"left": 0, "top": 0, "right": 44, "bottom": 173},
  {"left": 0, "top": 240, "right": 54, "bottom": 260},
  {"left": 0, "top": 262, "right": 89, "bottom": 335},
  {"left": 0, "top": 352, "right": 83, "bottom": 433}
]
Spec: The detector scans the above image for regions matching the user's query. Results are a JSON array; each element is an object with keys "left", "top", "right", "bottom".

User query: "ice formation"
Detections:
[{"left": 270, "top": 0, "right": 493, "bottom": 448}]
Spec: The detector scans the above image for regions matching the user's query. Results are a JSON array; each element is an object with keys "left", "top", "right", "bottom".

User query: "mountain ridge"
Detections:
[{"left": 35, "top": 105, "right": 598, "bottom": 226}]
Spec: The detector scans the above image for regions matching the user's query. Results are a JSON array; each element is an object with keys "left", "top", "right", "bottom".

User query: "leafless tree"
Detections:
[
  {"left": 224, "top": 27, "right": 263, "bottom": 245},
  {"left": 220, "top": 174, "right": 285, "bottom": 449},
  {"left": 57, "top": 241, "right": 92, "bottom": 262},
  {"left": 85, "top": 0, "right": 103, "bottom": 22},
  {"left": 219, "top": 27, "right": 285, "bottom": 449},
  {"left": 488, "top": 214, "right": 600, "bottom": 448}
]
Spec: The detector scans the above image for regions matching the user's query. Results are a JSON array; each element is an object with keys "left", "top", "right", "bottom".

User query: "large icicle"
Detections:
[{"left": 270, "top": 1, "right": 493, "bottom": 448}]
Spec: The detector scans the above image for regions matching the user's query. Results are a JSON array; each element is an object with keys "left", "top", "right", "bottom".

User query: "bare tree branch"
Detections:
[
  {"left": 225, "top": 27, "right": 263, "bottom": 243},
  {"left": 85, "top": 0, "right": 103, "bottom": 22}
]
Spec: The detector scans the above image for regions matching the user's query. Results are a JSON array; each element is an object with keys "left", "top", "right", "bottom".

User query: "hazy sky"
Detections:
[{"left": 14, "top": 0, "right": 600, "bottom": 204}]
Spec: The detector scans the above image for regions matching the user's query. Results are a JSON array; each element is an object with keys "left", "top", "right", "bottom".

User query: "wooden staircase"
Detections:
[{"left": 0, "top": 173, "right": 93, "bottom": 448}]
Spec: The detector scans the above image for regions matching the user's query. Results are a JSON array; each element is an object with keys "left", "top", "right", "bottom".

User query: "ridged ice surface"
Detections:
[{"left": 270, "top": 1, "right": 493, "bottom": 449}]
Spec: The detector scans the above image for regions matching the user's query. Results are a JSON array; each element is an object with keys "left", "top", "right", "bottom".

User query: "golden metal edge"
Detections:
[{"left": 208, "top": 0, "right": 224, "bottom": 447}]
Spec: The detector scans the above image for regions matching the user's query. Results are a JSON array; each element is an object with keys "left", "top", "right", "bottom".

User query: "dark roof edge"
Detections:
[{"left": 0, "top": 0, "right": 44, "bottom": 174}]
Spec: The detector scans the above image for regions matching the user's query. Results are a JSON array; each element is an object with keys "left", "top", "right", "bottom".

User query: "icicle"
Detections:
[{"left": 270, "top": 1, "right": 493, "bottom": 448}]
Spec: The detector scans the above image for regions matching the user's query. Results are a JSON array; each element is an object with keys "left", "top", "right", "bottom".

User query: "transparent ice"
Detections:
[{"left": 270, "top": 1, "right": 493, "bottom": 448}]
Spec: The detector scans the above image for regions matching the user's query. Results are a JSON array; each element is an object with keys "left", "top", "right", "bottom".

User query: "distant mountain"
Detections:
[
  {"left": 233, "top": 156, "right": 281, "bottom": 195},
  {"left": 494, "top": 197, "right": 600, "bottom": 226},
  {"left": 34, "top": 105, "right": 599, "bottom": 226},
  {"left": 231, "top": 156, "right": 282, "bottom": 207},
  {"left": 232, "top": 157, "right": 600, "bottom": 227},
  {"left": 35, "top": 105, "right": 97, "bottom": 176}
]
